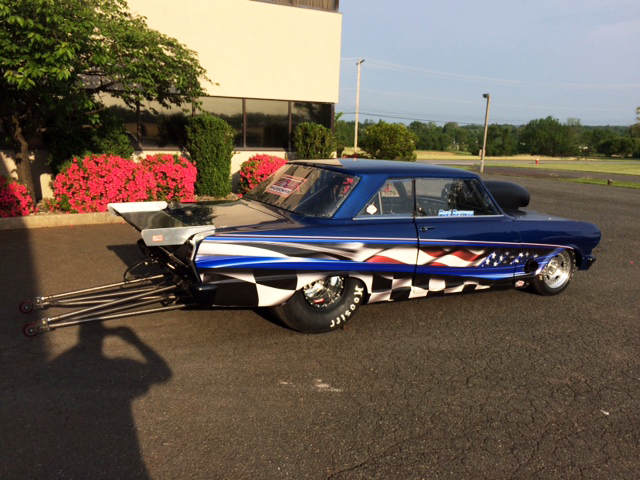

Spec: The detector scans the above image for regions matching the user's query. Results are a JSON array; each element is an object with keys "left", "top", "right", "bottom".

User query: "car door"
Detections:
[{"left": 412, "top": 177, "right": 521, "bottom": 297}]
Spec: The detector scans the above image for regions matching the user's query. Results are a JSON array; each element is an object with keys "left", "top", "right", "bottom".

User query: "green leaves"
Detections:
[
  {"left": 293, "top": 123, "right": 336, "bottom": 159},
  {"left": 1, "top": 0, "right": 208, "bottom": 195},
  {"left": 360, "top": 122, "right": 417, "bottom": 161}
]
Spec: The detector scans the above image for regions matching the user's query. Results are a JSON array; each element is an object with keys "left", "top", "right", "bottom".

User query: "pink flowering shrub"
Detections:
[
  {"left": 52, "top": 154, "right": 197, "bottom": 213},
  {"left": 238, "top": 154, "right": 287, "bottom": 194},
  {"left": 0, "top": 176, "right": 34, "bottom": 218},
  {"left": 139, "top": 154, "right": 197, "bottom": 202}
]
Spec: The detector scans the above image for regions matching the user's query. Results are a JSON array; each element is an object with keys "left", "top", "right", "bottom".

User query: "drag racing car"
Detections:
[{"left": 21, "top": 159, "right": 601, "bottom": 335}]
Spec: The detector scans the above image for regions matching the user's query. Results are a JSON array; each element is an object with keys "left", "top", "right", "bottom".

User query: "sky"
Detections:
[{"left": 336, "top": 0, "right": 640, "bottom": 127}]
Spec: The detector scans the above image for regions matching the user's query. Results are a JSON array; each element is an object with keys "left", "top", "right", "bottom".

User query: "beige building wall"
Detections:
[{"left": 127, "top": 0, "right": 342, "bottom": 103}]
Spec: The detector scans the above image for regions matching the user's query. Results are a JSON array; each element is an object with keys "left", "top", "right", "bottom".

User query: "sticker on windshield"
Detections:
[
  {"left": 266, "top": 175, "right": 306, "bottom": 197},
  {"left": 438, "top": 209, "right": 474, "bottom": 217}
]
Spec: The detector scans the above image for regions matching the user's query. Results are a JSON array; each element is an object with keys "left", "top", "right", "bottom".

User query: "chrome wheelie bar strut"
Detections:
[{"left": 21, "top": 274, "right": 195, "bottom": 337}]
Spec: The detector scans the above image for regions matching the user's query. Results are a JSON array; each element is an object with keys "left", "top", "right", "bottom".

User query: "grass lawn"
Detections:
[
  {"left": 342, "top": 149, "right": 640, "bottom": 177},
  {"left": 559, "top": 178, "right": 640, "bottom": 189},
  {"left": 485, "top": 162, "right": 640, "bottom": 176}
]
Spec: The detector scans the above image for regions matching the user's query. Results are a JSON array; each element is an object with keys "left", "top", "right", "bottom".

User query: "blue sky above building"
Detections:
[{"left": 336, "top": 0, "right": 640, "bottom": 126}]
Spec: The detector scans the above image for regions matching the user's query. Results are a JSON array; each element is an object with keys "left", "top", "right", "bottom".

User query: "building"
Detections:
[
  {"left": 112, "top": 0, "right": 342, "bottom": 174},
  {"left": 1, "top": 0, "right": 343, "bottom": 197}
]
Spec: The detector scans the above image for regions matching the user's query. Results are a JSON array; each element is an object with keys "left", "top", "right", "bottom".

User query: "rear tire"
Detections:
[
  {"left": 271, "top": 276, "right": 365, "bottom": 334},
  {"left": 532, "top": 250, "right": 575, "bottom": 296}
]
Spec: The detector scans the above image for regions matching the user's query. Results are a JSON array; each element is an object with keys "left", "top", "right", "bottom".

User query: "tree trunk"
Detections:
[{"left": 11, "top": 114, "right": 36, "bottom": 202}]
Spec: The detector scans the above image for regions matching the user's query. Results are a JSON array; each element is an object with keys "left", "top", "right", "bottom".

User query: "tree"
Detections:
[
  {"left": 408, "top": 121, "right": 443, "bottom": 150},
  {"left": 486, "top": 125, "right": 518, "bottom": 156},
  {"left": 630, "top": 106, "right": 640, "bottom": 138},
  {"left": 519, "top": 117, "right": 579, "bottom": 156},
  {"left": 0, "top": 0, "right": 208, "bottom": 198},
  {"left": 360, "top": 121, "right": 417, "bottom": 161}
]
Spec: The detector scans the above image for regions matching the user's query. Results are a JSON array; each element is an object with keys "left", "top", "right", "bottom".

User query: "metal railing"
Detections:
[{"left": 253, "top": 0, "right": 339, "bottom": 12}]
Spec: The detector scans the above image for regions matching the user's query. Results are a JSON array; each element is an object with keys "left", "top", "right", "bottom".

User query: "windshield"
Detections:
[{"left": 245, "top": 164, "right": 360, "bottom": 217}]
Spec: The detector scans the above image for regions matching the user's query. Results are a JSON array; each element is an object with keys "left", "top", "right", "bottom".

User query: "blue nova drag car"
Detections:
[{"left": 22, "top": 159, "right": 600, "bottom": 336}]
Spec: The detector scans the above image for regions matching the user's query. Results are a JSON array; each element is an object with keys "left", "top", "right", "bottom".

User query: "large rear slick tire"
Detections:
[{"left": 271, "top": 276, "right": 365, "bottom": 334}]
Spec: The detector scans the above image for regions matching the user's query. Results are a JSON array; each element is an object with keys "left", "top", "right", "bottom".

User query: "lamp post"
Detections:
[
  {"left": 354, "top": 59, "right": 365, "bottom": 153},
  {"left": 480, "top": 93, "right": 491, "bottom": 173}
]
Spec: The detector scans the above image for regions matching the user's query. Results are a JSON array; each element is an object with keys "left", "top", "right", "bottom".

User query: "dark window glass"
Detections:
[
  {"left": 292, "top": 102, "right": 332, "bottom": 132},
  {"left": 138, "top": 100, "right": 186, "bottom": 149},
  {"left": 415, "top": 178, "right": 499, "bottom": 217},
  {"left": 246, "top": 99, "right": 289, "bottom": 149},
  {"left": 245, "top": 164, "right": 359, "bottom": 217},
  {"left": 201, "top": 97, "right": 243, "bottom": 147}
]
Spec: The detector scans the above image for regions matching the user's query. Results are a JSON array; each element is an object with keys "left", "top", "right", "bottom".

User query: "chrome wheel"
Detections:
[
  {"left": 302, "top": 276, "right": 345, "bottom": 309},
  {"left": 541, "top": 251, "right": 573, "bottom": 289}
]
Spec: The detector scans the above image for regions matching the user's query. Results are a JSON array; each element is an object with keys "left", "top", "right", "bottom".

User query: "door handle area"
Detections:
[{"left": 420, "top": 226, "right": 435, "bottom": 232}]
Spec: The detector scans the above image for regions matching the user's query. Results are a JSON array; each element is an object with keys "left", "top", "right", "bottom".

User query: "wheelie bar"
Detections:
[{"left": 21, "top": 275, "right": 195, "bottom": 337}]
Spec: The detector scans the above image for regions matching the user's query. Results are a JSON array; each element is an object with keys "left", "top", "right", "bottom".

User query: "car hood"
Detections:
[{"left": 109, "top": 199, "right": 299, "bottom": 246}]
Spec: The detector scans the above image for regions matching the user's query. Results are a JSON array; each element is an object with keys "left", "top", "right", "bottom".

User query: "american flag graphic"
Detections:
[
  {"left": 417, "top": 247, "right": 487, "bottom": 267},
  {"left": 478, "top": 249, "right": 540, "bottom": 267}
]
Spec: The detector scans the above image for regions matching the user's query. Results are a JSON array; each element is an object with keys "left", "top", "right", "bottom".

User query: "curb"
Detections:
[{"left": 0, "top": 212, "right": 125, "bottom": 231}]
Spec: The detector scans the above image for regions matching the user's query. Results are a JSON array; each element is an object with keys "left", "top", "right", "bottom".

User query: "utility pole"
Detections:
[
  {"left": 354, "top": 59, "right": 365, "bottom": 153},
  {"left": 480, "top": 93, "right": 491, "bottom": 173}
]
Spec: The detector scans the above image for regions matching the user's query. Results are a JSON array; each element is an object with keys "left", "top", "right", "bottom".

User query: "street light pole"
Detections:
[
  {"left": 480, "top": 93, "right": 491, "bottom": 173},
  {"left": 354, "top": 59, "right": 365, "bottom": 153}
]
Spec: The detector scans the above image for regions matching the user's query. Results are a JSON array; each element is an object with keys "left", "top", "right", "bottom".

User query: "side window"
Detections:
[
  {"left": 357, "top": 179, "right": 414, "bottom": 217},
  {"left": 415, "top": 178, "right": 499, "bottom": 217}
]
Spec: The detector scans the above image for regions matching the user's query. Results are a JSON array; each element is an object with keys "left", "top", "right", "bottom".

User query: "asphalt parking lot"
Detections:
[{"left": 0, "top": 175, "right": 638, "bottom": 479}]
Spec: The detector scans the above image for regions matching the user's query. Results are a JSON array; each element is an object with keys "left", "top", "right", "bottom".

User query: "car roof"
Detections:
[{"left": 290, "top": 158, "right": 478, "bottom": 178}]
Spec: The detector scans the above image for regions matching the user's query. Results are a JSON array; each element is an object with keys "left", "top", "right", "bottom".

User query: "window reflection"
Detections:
[
  {"left": 246, "top": 99, "right": 289, "bottom": 149},
  {"left": 292, "top": 102, "right": 332, "bottom": 134},
  {"left": 82, "top": 95, "right": 333, "bottom": 151},
  {"left": 200, "top": 97, "right": 243, "bottom": 147}
]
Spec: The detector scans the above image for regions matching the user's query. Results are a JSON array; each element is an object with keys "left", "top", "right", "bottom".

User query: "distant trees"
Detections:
[
  {"left": 519, "top": 117, "right": 579, "bottom": 156},
  {"left": 335, "top": 112, "right": 640, "bottom": 158}
]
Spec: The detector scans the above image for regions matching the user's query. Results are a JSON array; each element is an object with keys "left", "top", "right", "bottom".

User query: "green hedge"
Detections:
[
  {"left": 293, "top": 122, "right": 336, "bottom": 159},
  {"left": 360, "top": 122, "right": 417, "bottom": 161},
  {"left": 185, "top": 114, "right": 235, "bottom": 197}
]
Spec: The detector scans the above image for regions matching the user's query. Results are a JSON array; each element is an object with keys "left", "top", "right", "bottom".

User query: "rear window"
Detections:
[{"left": 245, "top": 164, "right": 360, "bottom": 218}]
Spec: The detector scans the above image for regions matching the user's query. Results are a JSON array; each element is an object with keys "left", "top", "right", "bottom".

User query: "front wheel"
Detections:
[
  {"left": 271, "top": 276, "right": 366, "bottom": 333},
  {"left": 531, "top": 250, "right": 575, "bottom": 296}
]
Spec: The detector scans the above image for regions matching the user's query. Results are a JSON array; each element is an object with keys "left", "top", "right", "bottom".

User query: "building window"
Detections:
[
  {"left": 201, "top": 97, "right": 243, "bottom": 147},
  {"left": 98, "top": 94, "right": 333, "bottom": 151},
  {"left": 245, "top": 99, "right": 290, "bottom": 149},
  {"left": 292, "top": 102, "right": 333, "bottom": 133}
]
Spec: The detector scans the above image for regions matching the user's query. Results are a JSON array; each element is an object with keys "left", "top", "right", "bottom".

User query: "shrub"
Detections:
[
  {"left": 52, "top": 154, "right": 196, "bottom": 213},
  {"left": 46, "top": 109, "right": 135, "bottom": 174},
  {"left": 0, "top": 176, "right": 34, "bottom": 218},
  {"left": 140, "top": 154, "right": 197, "bottom": 202},
  {"left": 238, "top": 154, "right": 287, "bottom": 194},
  {"left": 360, "top": 122, "right": 417, "bottom": 161},
  {"left": 293, "top": 122, "right": 336, "bottom": 159},
  {"left": 185, "top": 114, "right": 235, "bottom": 197}
]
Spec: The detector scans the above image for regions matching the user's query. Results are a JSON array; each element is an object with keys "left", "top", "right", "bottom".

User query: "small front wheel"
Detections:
[
  {"left": 532, "top": 250, "right": 575, "bottom": 296},
  {"left": 19, "top": 300, "right": 33, "bottom": 314},
  {"left": 23, "top": 322, "right": 39, "bottom": 337},
  {"left": 271, "top": 276, "right": 366, "bottom": 333}
]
